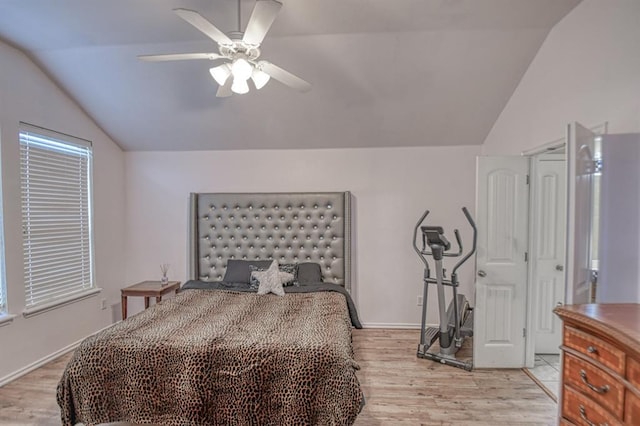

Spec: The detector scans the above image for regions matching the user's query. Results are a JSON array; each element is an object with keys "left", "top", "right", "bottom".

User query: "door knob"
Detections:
[
  {"left": 555, "top": 264, "right": 564, "bottom": 271},
  {"left": 477, "top": 270, "right": 487, "bottom": 277}
]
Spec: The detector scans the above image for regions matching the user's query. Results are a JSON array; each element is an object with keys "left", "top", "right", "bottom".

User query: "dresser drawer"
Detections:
[
  {"left": 563, "top": 385, "right": 622, "bottom": 426},
  {"left": 563, "top": 353, "right": 625, "bottom": 418},
  {"left": 564, "top": 326, "right": 625, "bottom": 374},
  {"left": 626, "top": 390, "right": 640, "bottom": 424},
  {"left": 627, "top": 357, "right": 640, "bottom": 388}
]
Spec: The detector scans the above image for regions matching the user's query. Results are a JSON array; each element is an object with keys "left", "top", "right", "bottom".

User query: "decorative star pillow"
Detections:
[
  {"left": 252, "top": 261, "right": 294, "bottom": 296},
  {"left": 249, "top": 263, "right": 297, "bottom": 289}
]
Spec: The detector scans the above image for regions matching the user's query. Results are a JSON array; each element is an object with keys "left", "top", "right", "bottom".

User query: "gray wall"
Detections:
[
  {"left": 598, "top": 134, "right": 640, "bottom": 302},
  {"left": 0, "top": 40, "right": 126, "bottom": 383}
]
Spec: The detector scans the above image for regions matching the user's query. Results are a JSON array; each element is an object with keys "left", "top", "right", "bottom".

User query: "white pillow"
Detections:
[{"left": 252, "top": 261, "right": 294, "bottom": 296}]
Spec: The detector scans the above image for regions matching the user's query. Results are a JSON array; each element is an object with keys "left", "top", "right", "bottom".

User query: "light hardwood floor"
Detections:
[{"left": 0, "top": 329, "right": 556, "bottom": 425}]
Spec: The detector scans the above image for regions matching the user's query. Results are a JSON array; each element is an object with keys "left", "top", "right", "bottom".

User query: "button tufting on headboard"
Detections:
[{"left": 189, "top": 192, "right": 351, "bottom": 291}]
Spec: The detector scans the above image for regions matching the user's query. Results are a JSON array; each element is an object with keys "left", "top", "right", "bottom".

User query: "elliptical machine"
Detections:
[{"left": 412, "top": 207, "right": 477, "bottom": 371}]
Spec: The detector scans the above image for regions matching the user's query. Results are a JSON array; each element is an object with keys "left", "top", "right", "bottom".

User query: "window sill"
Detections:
[
  {"left": 22, "top": 288, "right": 102, "bottom": 318},
  {"left": 0, "top": 313, "right": 17, "bottom": 328}
]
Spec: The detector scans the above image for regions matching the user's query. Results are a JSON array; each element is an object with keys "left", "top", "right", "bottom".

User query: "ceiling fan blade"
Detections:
[
  {"left": 138, "top": 53, "right": 224, "bottom": 62},
  {"left": 217, "top": 76, "right": 234, "bottom": 97},
  {"left": 243, "top": 0, "right": 282, "bottom": 45},
  {"left": 174, "top": 8, "right": 233, "bottom": 46},
  {"left": 259, "top": 61, "right": 311, "bottom": 92}
]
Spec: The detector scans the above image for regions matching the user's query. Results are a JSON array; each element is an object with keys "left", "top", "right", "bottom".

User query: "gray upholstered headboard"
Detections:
[{"left": 188, "top": 192, "right": 352, "bottom": 291}]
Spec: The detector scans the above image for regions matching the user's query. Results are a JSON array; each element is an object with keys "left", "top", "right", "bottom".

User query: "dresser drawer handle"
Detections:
[
  {"left": 587, "top": 345, "right": 599, "bottom": 354},
  {"left": 580, "top": 370, "right": 610, "bottom": 394},
  {"left": 579, "top": 405, "right": 608, "bottom": 426}
]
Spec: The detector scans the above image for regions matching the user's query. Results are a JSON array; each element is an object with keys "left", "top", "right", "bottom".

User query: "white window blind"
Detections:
[
  {"left": 20, "top": 124, "right": 94, "bottom": 309},
  {"left": 0, "top": 163, "right": 4, "bottom": 314},
  {"left": 0, "top": 282, "right": 4, "bottom": 313},
  {"left": 0, "top": 223, "right": 5, "bottom": 312}
]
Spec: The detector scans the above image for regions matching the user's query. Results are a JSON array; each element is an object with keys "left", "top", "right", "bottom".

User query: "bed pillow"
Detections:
[
  {"left": 223, "top": 259, "right": 272, "bottom": 283},
  {"left": 249, "top": 263, "right": 297, "bottom": 289},
  {"left": 297, "top": 262, "right": 323, "bottom": 285},
  {"left": 253, "top": 261, "right": 294, "bottom": 297},
  {"left": 278, "top": 263, "right": 297, "bottom": 286}
]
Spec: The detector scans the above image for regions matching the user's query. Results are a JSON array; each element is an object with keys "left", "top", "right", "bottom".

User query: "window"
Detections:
[
  {"left": 0, "top": 132, "right": 6, "bottom": 317},
  {"left": 20, "top": 123, "right": 95, "bottom": 312},
  {"left": 0, "top": 207, "right": 5, "bottom": 314}
]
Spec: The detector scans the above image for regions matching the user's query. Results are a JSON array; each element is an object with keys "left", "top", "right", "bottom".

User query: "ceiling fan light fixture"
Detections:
[
  {"left": 251, "top": 68, "right": 271, "bottom": 90},
  {"left": 231, "top": 58, "right": 253, "bottom": 81},
  {"left": 231, "top": 77, "right": 250, "bottom": 94},
  {"left": 143, "top": 3, "right": 311, "bottom": 96},
  {"left": 209, "top": 64, "right": 231, "bottom": 86}
]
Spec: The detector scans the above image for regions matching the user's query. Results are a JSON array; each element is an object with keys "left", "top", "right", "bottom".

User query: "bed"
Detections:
[{"left": 57, "top": 192, "right": 364, "bottom": 425}]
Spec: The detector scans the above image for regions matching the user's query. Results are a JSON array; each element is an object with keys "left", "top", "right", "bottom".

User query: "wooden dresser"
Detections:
[{"left": 555, "top": 304, "right": 640, "bottom": 426}]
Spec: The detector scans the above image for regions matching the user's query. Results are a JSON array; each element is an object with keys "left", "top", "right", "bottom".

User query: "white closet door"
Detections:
[
  {"left": 532, "top": 155, "right": 566, "bottom": 354},
  {"left": 475, "top": 156, "right": 529, "bottom": 368}
]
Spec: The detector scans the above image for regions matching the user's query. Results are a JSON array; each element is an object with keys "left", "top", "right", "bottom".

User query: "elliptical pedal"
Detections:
[{"left": 424, "top": 327, "right": 439, "bottom": 345}]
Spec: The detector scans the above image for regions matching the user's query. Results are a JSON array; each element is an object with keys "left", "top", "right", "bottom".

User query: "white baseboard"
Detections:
[
  {"left": 360, "top": 322, "right": 422, "bottom": 329},
  {"left": 0, "top": 321, "right": 118, "bottom": 388}
]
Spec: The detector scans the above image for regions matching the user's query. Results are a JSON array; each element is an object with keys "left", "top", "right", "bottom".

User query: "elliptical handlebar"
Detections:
[
  {"left": 414, "top": 207, "right": 478, "bottom": 280},
  {"left": 412, "top": 210, "right": 430, "bottom": 272},
  {"left": 442, "top": 229, "right": 463, "bottom": 257},
  {"left": 451, "top": 207, "right": 477, "bottom": 279}
]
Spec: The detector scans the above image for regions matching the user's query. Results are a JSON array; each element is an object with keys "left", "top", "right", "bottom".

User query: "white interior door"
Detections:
[
  {"left": 532, "top": 155, "right": 566, "bottom": 354},
  {"left": 475, "top": 156, "right": 529, "bottom": 368},
  {"left": 566, "top": 122, "right": 596, "bottom": 305}
]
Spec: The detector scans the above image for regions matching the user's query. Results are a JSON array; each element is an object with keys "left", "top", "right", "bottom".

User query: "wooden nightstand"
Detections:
[{"left": 121, "top": 280, "right": 181, "bottom": 320}]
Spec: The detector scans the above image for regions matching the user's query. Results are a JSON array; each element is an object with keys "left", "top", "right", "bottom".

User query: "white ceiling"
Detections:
[{"left": 0, "top": 0, "right": 580, "bottom": 151}]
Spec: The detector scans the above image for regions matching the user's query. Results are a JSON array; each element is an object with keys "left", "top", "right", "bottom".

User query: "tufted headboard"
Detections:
[{"left": 188, "top": 192, "right": 352, "bottom": 292}]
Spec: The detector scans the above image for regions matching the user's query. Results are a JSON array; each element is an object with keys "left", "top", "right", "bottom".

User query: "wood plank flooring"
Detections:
[
  {"left": 0, "top": 329, "right": 556, "bottom": 425},
  {"left": 0, "top": 352, "right": 71, "bottom": 425},
  {"left": 353, "top": 329, "right": 556, "bottom": 425}
]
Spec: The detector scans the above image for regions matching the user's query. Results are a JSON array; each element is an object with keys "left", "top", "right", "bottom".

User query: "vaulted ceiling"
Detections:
[{"left": 0, "top": 0, "right": 580, "bottom": 151}]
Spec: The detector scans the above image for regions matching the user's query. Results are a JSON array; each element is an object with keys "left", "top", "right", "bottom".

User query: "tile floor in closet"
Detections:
[{"left": 528, "top": 354, "right": 561, "bottom": 399}]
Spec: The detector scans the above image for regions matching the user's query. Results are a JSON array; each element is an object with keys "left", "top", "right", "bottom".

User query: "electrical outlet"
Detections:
[
  {"left": 417, "top": 296, "right": 423, "bottom": 306},
  {"left": 100, "top": 298, "right": 107, "bottom": 310}
]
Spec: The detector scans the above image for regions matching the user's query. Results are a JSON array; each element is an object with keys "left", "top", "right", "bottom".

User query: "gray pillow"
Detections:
[
  {"left": 297, "top": 262, "right": 323, "bottom": 285},
  {"left": 223, "top": 259, "right": 272, "bottom": 283},
  {"left": 278, "top": 263, "right": 297, "bottom": 286}
]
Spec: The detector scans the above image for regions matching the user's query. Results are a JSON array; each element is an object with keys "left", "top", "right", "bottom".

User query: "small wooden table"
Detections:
[{"left": 120, "top": 280, "right": 181, "bottom": 320}]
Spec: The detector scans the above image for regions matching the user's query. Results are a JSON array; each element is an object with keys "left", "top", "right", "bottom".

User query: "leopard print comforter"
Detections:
[{"left": 57, "top": 289, "right": 363, "bottom": 425}]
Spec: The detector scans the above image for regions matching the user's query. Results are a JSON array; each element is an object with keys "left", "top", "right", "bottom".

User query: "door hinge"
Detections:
[
  {"left": 526, "top": 174, "right": 530, "bottom": 185},
  {"left": 523, "top": 328, "right": 526, "bottom": 338},
  {"left": 524, "top": 252, "right": 528, "bottom": 262}
]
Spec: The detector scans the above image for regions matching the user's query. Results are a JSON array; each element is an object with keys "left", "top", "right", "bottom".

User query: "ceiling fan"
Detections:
[{"left": 138, "top": 0, "right": 311, "bottom": 97}]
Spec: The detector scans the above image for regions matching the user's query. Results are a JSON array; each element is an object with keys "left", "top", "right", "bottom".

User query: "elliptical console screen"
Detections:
[{"left": 421, "top": 226, "right": 451, "bottom": 250}]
